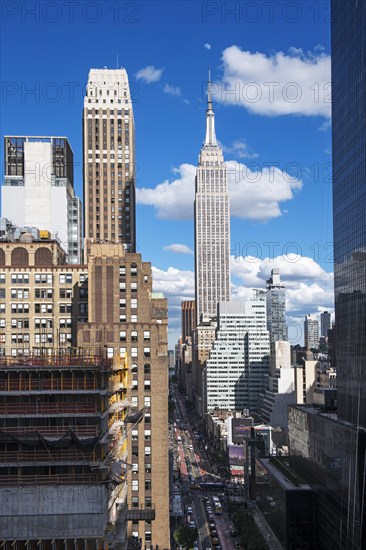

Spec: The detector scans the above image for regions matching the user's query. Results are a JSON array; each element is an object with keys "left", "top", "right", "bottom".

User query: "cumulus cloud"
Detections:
[
  {"left": 220, "top": 138, "right": 258, "bottom": 159},
  {"left": 217, "top": 45, "right": 331, "bottom": 117},
  {"left": 204, "top": 43, "right": 211, "bottom": 50},
  {"left": 137, "top": 161, "right": 302, "bottom": 222},
  {"left": 163, "top": 83, "right": 181, "bottom": 96},
  {"left": 153, "top": 256, "right": 333, "bottom": 346},
  {"left": 136, "top": 164, "right": 196, "bottom": 220},
  {"left": 136, "top": 65, "right": 164, "bottom": 83},
  {"left": 163, "top": 243, "right": 193, "bottom": 255}
]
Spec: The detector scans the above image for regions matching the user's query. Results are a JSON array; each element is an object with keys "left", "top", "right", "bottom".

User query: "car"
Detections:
[
  {"left": 187, "top": 506, "right": 193, "bottom": 514},
  {"left": 211, "top": 537, "right": 219, "bottom": 545},
  {"left": 189, "top": 521, "right": 196, "bottom": 529}
]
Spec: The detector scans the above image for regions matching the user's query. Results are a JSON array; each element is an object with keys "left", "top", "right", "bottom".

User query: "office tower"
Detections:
[
  {"left": 83, "top": 68, "right": 136, "bottom": 251},
  {"left": 304, "top": 314, "right": 319, "bottom": 350},
  {"left": 320, "top": 310, "right": 331, "bottom": 338},
  {"left": 77, "top": 243, "right": 170, "bottom": 549},
  {"left": 288, "top": 5, "right": 366, "bottom": 550},
  {"left": 261, "top": 340, "right": 294, "bottom": 429},
  {"left": 194, "top": 74, "right": 230, "bottom": 321},
  {"left": 266, "top": 268, "right": 288, "bottom": 342},
  {"left": 206, "top": 291, "right": 270, "bottom": 414},
  {"left": 181, "top": 300, "right": 196, "bottom": 341},
  {"left": 0, "top": 234, "right": 88, "bottom": 356},
  {"left": 1, "top": 136, "right": 82, "bottom": 263}
]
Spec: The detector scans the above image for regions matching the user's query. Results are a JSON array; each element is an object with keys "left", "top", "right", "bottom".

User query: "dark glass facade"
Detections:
[
  {"left": 332, "top": 0, "right": 366, "bottom": 427},
  {"left": 288, "top": 405, "right": 366, "bottom": 550}
]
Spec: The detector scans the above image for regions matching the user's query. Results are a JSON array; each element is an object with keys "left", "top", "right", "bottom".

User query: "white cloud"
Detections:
[
  {"left": 218, "top": 45, "right": 331, "bottom": 117},
  {"left": 136, "top": 164, "right": 196, "bottom": 220},
  {"left": 136, "top": 65, "right": 164, "bottom": 83},
  {"left": 137, "top": 161, "right": 302, "bottom": 222},
  {"left": 164, "top": 84, "right": 181, "bottom": 96},
  {"left": 220, "top": 138, "right": 258, "bottom": 159},
  {"left": 164, "top": 243, "right": 193, "bottom": 255},
  {"left": 204, "top": 43, "right": 211, "bottom": 50}
]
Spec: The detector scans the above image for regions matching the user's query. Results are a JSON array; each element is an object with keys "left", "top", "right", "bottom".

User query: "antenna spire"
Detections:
[{"left": 204, "top": 68, "right": 217, "bottom": 146}]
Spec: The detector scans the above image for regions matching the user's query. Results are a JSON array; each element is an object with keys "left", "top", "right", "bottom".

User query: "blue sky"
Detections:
[{"left": 0, "top": 0, "right": 334, "bottom": 345}]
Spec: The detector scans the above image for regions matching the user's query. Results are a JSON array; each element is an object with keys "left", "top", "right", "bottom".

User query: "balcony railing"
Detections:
[
  {"left": 0, "top": 424, "right": 100, "bottom": 438},
  {"left": 0, "top": 473, "right": 102, "bottom": 486},
  {"left": 0, "top": 448, "right": 100, "bottom": 464}
]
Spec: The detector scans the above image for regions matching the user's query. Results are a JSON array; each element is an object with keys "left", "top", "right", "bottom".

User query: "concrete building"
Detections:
[
  {"left": 194, "top": 75, "right": 230, "bottom": 321},
  {"left": 0, "top": 238, "right": 170, "bottom": 548},
  {"left": 181, "top": 300, "right": 196, "bottom": 341},
  {"left": 83, "top": 68, "right": 135, "bottom": 251},
  {"left": 320, "top": 310, "right": 331, "bottom": 338},
  {"left": 304, "top": 314, "right": 319, "bottom": 350},
  {"left": 266, "top": 268, "right": 288, "bottom": 342},
  {"left": 0, "top": 236, "right": 87, "bottom": 356},
  {"left": 192, "top": 316, "right": 217, "bottom": 416},
  {"left": 206, "top": 292, "right": 270, "bottom": 414},
  {"left": 1, "top": 136, "right": 82, "bottom": 263},
  {"left": 261, "top": 340, "right": 295, "bottom": 430}
]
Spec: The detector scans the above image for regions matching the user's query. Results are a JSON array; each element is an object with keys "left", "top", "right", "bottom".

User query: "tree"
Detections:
[{"left": 173, "top": 526, "right": 198, "bottom": 549}]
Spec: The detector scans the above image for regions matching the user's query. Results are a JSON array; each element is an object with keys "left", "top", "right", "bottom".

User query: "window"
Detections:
[
  {"left": 145, "top": 463, "right": 151, "bottom": 474},
  {"left": 0, "top": 274, "right": 5, "bottom": 284},
  {"left": 131, "top": 429, "right": 138, "bottom": 441},
  {"left": 11, "top": 273, "right": 29, "bottom": 284},
  {"left": 35, "top": 318, "right": 52, "bottom": 329},
  {"left": 35, "top": 303, "right": 53, "bottom": 314},
  {"left": 131, "top": 347, "right": 138, "bottom": 358},
  {"left": 79, "top": 274, "right": 88, "bottom": 283},
  {"left": 131, "top": 497, "right": 139, "bottom": 509},
  {"left": 79, "top": 287, "right": 88, "bottom": 298},
  {"left": 144, "top": 429, "right": 151, "bottom": 440},
  {"left": 35, "top": 273, "right": 52, "bottom": 284},
  {"left": 119, "top": 266, "right": 126, "bottom": 276},
  {"left": 0, "top": 289, "right": 5, "bottom": 299},
  {"left": 145, "top": 480, "right": 151, "bottom": 491},
  {"left": 131, "top": 282, "right": 137, "bottom": 292},
  {"left": 35, "top": 289, "right": 52, "bottom": 299},
  {"left": 131, "top": 396, "right": 138, "bottom": 408},
  {"left": 0, "top": 304, "right": 5, "bottom": 313},
  {"left": 130, "top": 263, "right": 137, "bottom": 276},
  {"left": 144, "top": 396, "right": 151, "bottom": 407},
  {"left": 59, "top": 318, "right": 72, "bottom": 328},
  {"left": 131, "top": 298, "right": 137, "bottom": 309},
  {"left": 107, "top": 347, "right": 114, "bottom": 358},
  {"left": 0, "top": 319, "right": 5, "bottom": 328},
  {"left": 144, "top": 446, "right": 151, "bottom": 456},
  {"left": 144, "top": 380, "right": 151, "bottom": 391},
  {"left": 119, "top": 331, "right": 126, "bottom": 341},
  {"left": 131, "top": 314, "right": 138, "bottom": 323},
  {"left": 132, "top": 446, "right": 138, "bottom": 457},
  {"left": 131, "top": 330, "right": 138, "bottom": 341},
  {"left": 59, "top": 288, "right": 72, "bottom": 299},
  {"left": 59, "top": 274, "right": 72, "bottom": 284},
  {"left": 143, "top": 331, "right": 150, "bottom": 341},
  {"left": 144, "top": 363, "right": 150, "bottom": 375},
  {"left": 132, "top": 463, "right": 138, "bottom": 473},
  {"left": 144, "top": 347, "right": 150, "bottom": 358},
  {"left": 132, "top": 480, "right": 139, "bottom": 492},
  {"left": 79, "top": 303, "right": 88, "bottom": 314},
  {"left": 119, "top": 347, "right": 126, "bottom": 358},
  {"left": 11, "top": 289, "right": 29, "bottom": 299}
]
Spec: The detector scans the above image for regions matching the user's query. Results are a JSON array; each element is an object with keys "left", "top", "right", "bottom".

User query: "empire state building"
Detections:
[{"left": 194, "top": 74, "right": 231, "bottom": 321}]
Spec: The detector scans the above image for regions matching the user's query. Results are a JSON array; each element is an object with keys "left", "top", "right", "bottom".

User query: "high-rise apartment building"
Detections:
[
  {"left": 320, "top": 310, "right": 331, "bottom": 338},
  {"left": 194, "top": 76, "right": 230, "bottom": 321},
  {"left": 1, "top": 136, "right": 82, "bottom": 263},
  {"left": 266, "top": 268, "right": 288, "bottom": 342},
  {"left": 206, "top": 292, "right": 270, "bottom": 414},
  {"left": 83, "top": 69, "right": 136, "bottom": 251},
  {"left": 304, "top": 314, "right": 319, "bottom": 350}
]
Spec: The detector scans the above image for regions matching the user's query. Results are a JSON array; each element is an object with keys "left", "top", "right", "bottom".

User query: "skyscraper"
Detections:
[
  {"left": 332, "top": 0, "right": 366, "bottom": 427},
  {"left": 181, "top": 300, "right": 196, "bottom": 341},
  {"left": 304, "top": 314, "right": 319, "bottom": 350},
  {"left": 83, "top": 68, "right": 136, "bottom": 251},
  {"left": 206, "top": 292, "right": 270, "bottom": 414},
  {"left": 194, "top": 74, "right": 230, "bottom": 321},
  {"left": 1, "top": 136, "right": 82, "bottom": 263},
  {"left": 266, "top": 268, "right": 287, "bottom": 342},
  {"left": 320, "top": 310, "right": 331, "bottom": 338}
]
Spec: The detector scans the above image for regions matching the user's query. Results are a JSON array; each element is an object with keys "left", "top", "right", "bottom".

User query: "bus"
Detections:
[
  {"left": 199, "top": 482, "right": 225, "bottom": 492},
  {"left": 212, "top": 496, "right": 222, "bottom": 515}
]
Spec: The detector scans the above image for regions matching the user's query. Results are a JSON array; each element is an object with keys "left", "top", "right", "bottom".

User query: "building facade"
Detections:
[
  {"left": 304, "top": 315, "right": 319, "bottom": 350},
  {"left": 266, "top": 268, "right": 287, "bottom": 342},
  {"left": 1, "top": 136, "right": 82, "bottom": 263},
  {"left": 320, "top": 311, "right": 331, "bottom": 338},
  {"left": 194, "top": 77, "right": 230, "bottom": 321},
  {"left": 181, "top": 300, "right": 196, "bottom": 341},
  {"left": 206, "top": 293, "right": 270, "bottom": 414},
  {"left": 83, "top": 69, "right": 136, "bottom": 251}
]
